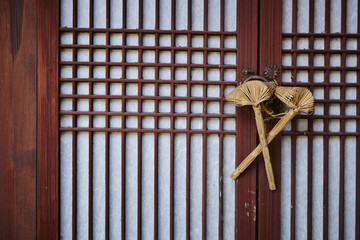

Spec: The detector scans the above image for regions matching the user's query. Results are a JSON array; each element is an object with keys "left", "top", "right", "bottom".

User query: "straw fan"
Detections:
[
  {"left": 226, "top": 76, "right": 277, "bottom": 190},
  {"left": 230, "top": 86, "right": 314, "bottom": 180}
]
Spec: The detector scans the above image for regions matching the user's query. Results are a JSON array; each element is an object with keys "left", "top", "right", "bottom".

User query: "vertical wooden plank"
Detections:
[
  {"left": 1, "top": 0, "right": 37, "bottom": 238},
  {"left": 170, "top": 1, "right": 176, "bottom": 239},
  {"left": 121, "top": 2, "right": 127, "bottom": 238},
  {"left": 202, "top": 1, "right": 208, "bottom": 239},
  {"left": 356, "top": 2, "right": 360, "bottom": 238},
  {"left": 290, "top": 2, "right": 297, "bottom": 238},
  {"left": 219, "top": 1, "right": 225, "bottom": 239},
  {"left": 105, "top": 1, "right": 110, "bottom": 239},
  {"left": 323, "top": 1, "right": 330, "bottom": 238},
  {"left": 186, "top": 2, "right": 192, "bottom": 240},
  {"left": 37, "top": 0, "right": 59, "bottom": 239},
  {"left": 257, "top": 0, "right": 282, "bottom": 239},
  {"left": 290, "top": 124, "right": 296, "bottom": 240},
  {"left": 138, "top": 2, "right": 143, "bottom": 240},
  {"left": 88, "top": 2, "right": 94, "bottom": 239},
  {"left": 0, "top": 0, "right": 38, "bottom": 239},
  {"left": 307, "top": 1, "right": 314, "bottom": 239},
  {"left": 154, "top": 1, "right": 160, "bottom": 238},
  {"left": 235, "top": 0, "right": 258, "bottom": 240},
  {"left": 339, "top": 1, "right": 347, "bottom": 239},
  {"left": 71, "top": 2, "right": 78, "bottom": 237}
]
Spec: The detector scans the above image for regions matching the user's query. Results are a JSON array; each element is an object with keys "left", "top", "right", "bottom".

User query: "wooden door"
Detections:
[
  {"left": 280, "top": 0, "right": 360, "bottom": 239},
  {"left": 0, "top": 1, "right": 38, "bottom": 239},
  {"left": 53, "top": 0, "right": 283, "bottom": 239},
  {"left": 1, "top": 0, "right": 360, "bottom": 239},
  {"left": 56, "top": 0, "right": 239, "bottom": 239}
]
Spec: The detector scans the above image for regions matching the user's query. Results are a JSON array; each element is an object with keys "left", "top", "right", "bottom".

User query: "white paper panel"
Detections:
[
  {"left": 110, "top": 0, "right": 123, "bottom": 29},
  {"left": 78, "top": 0, "right": 90, "bottom": 28},
  {"left": 176, "top": 0, "right": 188, "bottom": 30},
  {"left": 281, "top": 0, "right": 358, "bottom": 239},
  {"left": 223, "top": 135, "right": 235, "bottom": 239},
  {"left": 94, "top": 0, "right": 106, "bottom": 28},
  {"left": 312, "top": 137, "right": 324, "bottom": 240},
  {"left": 141, "top": 133, "right": 155, "bottom": 240},
  {"left": 143, "top": 0, "right": 155, "bottom": 29},
  {"left": 295, "top": 136, "right": 308, "bottom": 240},
  {"left": 346, "top": 0, "right": 358, "bottom": 33},
  {"left": 344, "top": 137, "right": 356, "bottom": 240},
  {"left": 125, "top": 133, "right": 138, "bottom": 239},
  {"left": 60, "top": 0, "right": 237, "bottom": 239},
  {"left": 174, "top": 134, "right": 186, "bottom": 240},
  {"left": 158, "top": 134, "right": 171, "bottom": 240},
  {"left": 77, "top": 133, "right": 90, "bottom": 240},
  {"left": 60, "top": 132, "right": 73, "bottom": 240},
  {"left": 159, "top": 0, "right": 171, "bottom": 30},
  {"left": 330, "top": 0, "right": 341, "bottom": 33},
  {"left": 109, "top": 133, "right": 122, "bottom": 239},
  {"left": 224, "top": 0, "right": 237, "bottom": 32},
  {"left": 298, "top": 0, "right": 309, "bottom": 33},
  {"left": 208, "top": 0, "right": 220, "bottom": 31},
  {"left": 192, "top": 0, "right": 204, "bottom": 31},
  {"left": 282, "top": 0, "right": 292, "bottom": 33},
  {"left": 190, "top": 134, "right": 203, "bottom": 239},
  {"left": 126, "top": 0, "right": 139, "bottom": 29},
  {"left": 314, "top": 0, "right": 325, "bottom": 33},
  {"left": 281, "top": 136, "right": 291, "bottom": 240},
  {"left": 206, "top": 135, "right": 220, "bottom": 240},
  {"left": 328, "top": 137, "right": 340, "bottom": 240},
  {"left": 93, "top": 133, "right": 106, "bottom": 240}
]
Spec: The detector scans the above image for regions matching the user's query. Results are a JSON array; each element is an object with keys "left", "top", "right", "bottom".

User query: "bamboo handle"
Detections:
[
  {"left": 253, "top": 106, "right": 276, "bottom": 190},
  {"left": 231, "top": 108, "right": 298, "bottom": 180}
]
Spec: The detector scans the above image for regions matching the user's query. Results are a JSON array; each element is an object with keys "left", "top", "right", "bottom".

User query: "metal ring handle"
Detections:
[{"left": 243, "top": 75, "right": 269, "bottom": 83}]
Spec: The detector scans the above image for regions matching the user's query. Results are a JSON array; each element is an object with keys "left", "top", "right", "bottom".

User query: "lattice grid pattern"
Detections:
[
  {"left": 281, "top": 0, "right": 359, "bottom": 239},
  {"left": 59, "top": 0, "right": 237, "bottom": 239}
]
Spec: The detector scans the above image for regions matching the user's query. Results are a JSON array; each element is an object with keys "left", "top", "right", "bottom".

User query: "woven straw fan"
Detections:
[
  {"left": 226, "top": 78, "right": 277, "bottom": 190},
  {"left": 230, "top": 86, "right": 314, "bottom": 180}
]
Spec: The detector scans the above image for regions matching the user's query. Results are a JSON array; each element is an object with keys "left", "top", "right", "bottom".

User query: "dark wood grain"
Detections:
[
  {"left": 356, "top": 2, "right": 360, "bottom": 237},
  {"left": 37, "top": 0, "right": 59, "bottom": 239},
  {"left": 257, "top": 0, "right": 282, "bottom": 239},
  {"left": 0, "top": 0, "right": 37, "bottom": 239},
  {"left": 235, "top": 1, "right": 258, "bottom": 239}
]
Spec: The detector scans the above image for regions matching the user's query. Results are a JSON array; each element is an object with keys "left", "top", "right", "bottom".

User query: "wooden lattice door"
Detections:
[{"left": 1, "top": 0, "right": 358, "bottom": 239}]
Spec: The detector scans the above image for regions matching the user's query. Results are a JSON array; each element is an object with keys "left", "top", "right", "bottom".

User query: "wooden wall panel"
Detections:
[
  {"left": 37, "top": 0, "right": 59, "bottom": 239},
  {"left": 257, "top": 0, "right": 283, "bottom": 239},
  {"left": 235, "top": 1, "right": 258, "bottom": 240},
  {"left": 0, "top": 0, "right": 37, "bottom": 239}
]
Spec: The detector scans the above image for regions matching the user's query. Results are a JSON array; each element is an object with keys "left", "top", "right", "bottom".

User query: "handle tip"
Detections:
[
  {"left": 269, "top": 184, "right": 276, "bottom": 191},
  {"left": 230, "top": 172, "right": 238, "bottom": 180}
]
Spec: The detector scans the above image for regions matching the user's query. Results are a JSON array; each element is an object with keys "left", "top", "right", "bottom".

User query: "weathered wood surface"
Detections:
[
  {"left": 37, "top": 0, "right": 59, "bottom": 239},
  {"left": 0, "top": 0, "right": 37, "bottom": 239},
  {"left": 235, "top": 1, "right": 258, "bottom": 239},
  {"left": 257, "top": 0, "right": 283, "bottom": 238}
]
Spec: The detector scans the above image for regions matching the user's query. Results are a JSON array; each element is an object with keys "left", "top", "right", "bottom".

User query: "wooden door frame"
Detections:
[
  {"left": 0, "top": 0, "right": 59, "bottom": 239},
  {"left": 0, "top": 0, "right": 38, "bottom": 239},
  {"left": 235, "top": 0, "right": 282, "bottom": 239},
  {"left": 37, "top": 0, "right": 59, "bottom": 239},
  {"left": 257, "top": 0, "right": 282, "bottom": 239},
  {"left": 235, "top": 1, "right": 259, "bottom": 239}
]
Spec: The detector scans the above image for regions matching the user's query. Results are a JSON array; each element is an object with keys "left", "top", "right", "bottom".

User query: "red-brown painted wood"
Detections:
[
  {"left": 257, "top": 0, "right": 282, "bottom": 239},
  {"left": 235, "top": 1, "right": 258, "bottom": 240},
  {"left": 0, "top": 0, "right": 37, "bottom": 239},
  {"left": 356, "top": 2, "right": 360, "bottom": 238},
  {"left": 37, "top": 0, "right": 59, "bottom": 239}
]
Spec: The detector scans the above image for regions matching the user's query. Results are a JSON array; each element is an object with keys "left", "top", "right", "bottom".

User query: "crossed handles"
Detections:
[{"left": 226, "top": 66, "right": 314, "bottom": 191}]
